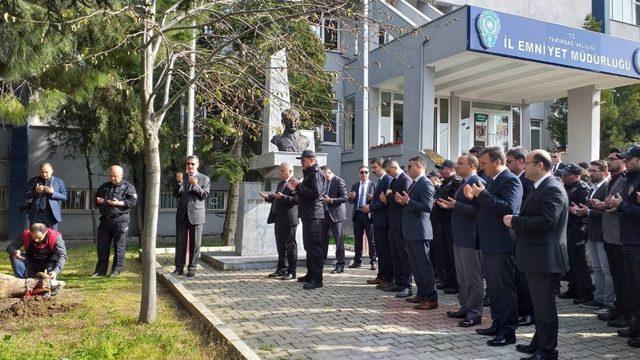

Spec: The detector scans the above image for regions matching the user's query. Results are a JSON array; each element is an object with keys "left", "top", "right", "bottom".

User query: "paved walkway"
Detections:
[{"left": 162, "top": 259, "right": 640, "bottom": 359}]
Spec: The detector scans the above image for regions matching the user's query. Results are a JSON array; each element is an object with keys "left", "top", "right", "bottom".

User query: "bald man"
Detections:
[
  {"left": 92, "top": 165, "right": 138, "bottom": 277},
  {"left": 24, "top": 162, "right": 68, "bottom": 230}
]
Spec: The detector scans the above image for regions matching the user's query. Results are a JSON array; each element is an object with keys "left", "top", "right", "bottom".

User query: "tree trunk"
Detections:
[
  {"left": 138, "top": 116, "right": 160, "bottom": 324},
  {"left": 222, "top": 136, "right": 242, "bottom": 246},
  {"left": 83, "top": 149, "right": 97, "bottom": 243}
]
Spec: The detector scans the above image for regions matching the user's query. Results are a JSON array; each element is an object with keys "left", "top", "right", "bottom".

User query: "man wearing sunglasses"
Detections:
[
  {"left": 173, "top": 155, "right": 211, "bottom": 278},
  {"left": 348, "top": 165, "right": 376, "bottom": 270}
]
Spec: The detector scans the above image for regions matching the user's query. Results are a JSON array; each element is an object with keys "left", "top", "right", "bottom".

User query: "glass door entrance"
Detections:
[{"left": 473, "top": 110, "right": 512, "bottom": 150}]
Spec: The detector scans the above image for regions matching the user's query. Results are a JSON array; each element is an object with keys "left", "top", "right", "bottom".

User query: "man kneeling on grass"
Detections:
[{"left": 6, "top": 222, "right": 67, "bottom": 280}]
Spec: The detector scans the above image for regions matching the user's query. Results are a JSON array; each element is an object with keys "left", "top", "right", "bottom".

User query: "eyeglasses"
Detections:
[{"left": 360, "top": 171, "right": 368, "bottom": 174}]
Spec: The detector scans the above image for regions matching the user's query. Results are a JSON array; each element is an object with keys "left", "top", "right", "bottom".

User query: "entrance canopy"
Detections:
[{"left": 425, "top": 6, "right": 640, "bottom": 104}]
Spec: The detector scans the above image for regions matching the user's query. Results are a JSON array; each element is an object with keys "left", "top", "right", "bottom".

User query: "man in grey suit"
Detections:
[
  {"left": 261, "top": 162, "right": 298, "bottom": 280},
  {"left": 574, "top": 160, "right": 614, "bottom": 313},
  {"left": 173, "top": 155, "right": 211, "bottom": 277},
  {"left": 437, "top": 154, "right": 485, "bottom": 327},
  {"left": 348, "top": 165, "right": 377, "bottom": 270},
  {"left": 319, "top": 165, "right": 348, "bottom": 273},
  {"left": 504, "top": 149, "right": 569, "bottom": 360},
  {"left": 396, "top": 155, "right": 438, "bottom": 310}
]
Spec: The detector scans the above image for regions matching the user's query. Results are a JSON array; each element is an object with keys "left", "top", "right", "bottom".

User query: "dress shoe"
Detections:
[
  {"left": 578, "top": 298, "right": 601, "bottom": 307},
  {"left": 171, "top": 268, "right": 183, "bottom": 276},
  {"left": 108, "top": 271, "right": 121, "bottom": 277},
  {"left": 376, "top": 281, "right": 391, "bottom": 289},
  {"left": 348, "top": 262, "right": 362, "bottom": 269},
  {"left": 91, "top": 272, "right": 106, "bottom": 277},
  {"left": 367, "top": 277, "right": 384, "bottom": 285},
  {"left": 487, "top": 335, "right": 516, "bottom": 347},
  {"left": 297, "top": 274, "right": 311, "bottom": 282},
  {"left": 458, "top": 318, "right": 481, "bottom": 327},
  {"left": 443, "top": 287, "right": 458, "bottom": 294},
  {"left": 303, "top": 280, "right": 323, "bottom": 290},
  {"left": 281, "top": 273, "right": 296, "bottom": 280},
  {"left": 446, "top": 309, "right": 467, "bottom": 319},
  {"left": 518, "top": 315, "right": 535, "bottom": 327},
  {"left": 436, "top": 283, "right": 447, "bottom": 290},
  {"left": 370, "top": 261, "right": 377, "bottom": 271},
  {"left": 331, "top": 266, "right": 344, "bottom": 274},
  {"left": 515, "top": 343, "right": 538, "bottom": 354},
  {"left": 405, "top": 296, "right": 423, "bottom": 304},
  {"left": 395, "top": 288, "right": 412, "bottom": 298},
  {"left": 382, "top": 283, "right": 402, "bottom": 292},
  {"left": 628, "top": 337, "right": 640, "bottom": 348},
  {"left": 573, "top": 295, "right": 594, "bottom": 305},
  {"left": 476, "top": 326, "right": 499, "bottom": 336},
  {"left": 558, "top": 290, "right": 578, "bottom": 299},
  {"left": 608, "top": 316, "right": 631, "bottom": 328},
  {"left": 186, "top": 270, "right": 196, "bottom": 278},
  {"left": 267, "top": 270, "right": 286, "bottom": 278},
  {"left": 597, "top": 311, "right": 616, "bottom": 321},
  {"left": 415, "top": 301, "right": 438, "bottom": 310},
  {"left": 519, "top": 354, "right": 558, "bottom": 360},
  {"left": 593, "top": 306, "right": 613, "bottom": 316},
  {"left": 617, "top": 327, "right": 640, "bottom": 338}
]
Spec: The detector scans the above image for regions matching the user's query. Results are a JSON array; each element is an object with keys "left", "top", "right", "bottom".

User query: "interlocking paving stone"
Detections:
[{"left": 161, "top": 258, "right": 640, "bottom": 359}]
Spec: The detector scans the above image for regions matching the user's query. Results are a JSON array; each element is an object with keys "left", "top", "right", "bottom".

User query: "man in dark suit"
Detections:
[
  {"left": 173, "top": 155, "right": 211, "bottom": 278},
  {"left": 382, "top": 159, "right": 413, "bottom": 298},
  {"left": 319, "top": 165, "right": 348, "bottom": 273},
  {"left": 574, "top": 160, "right": 614, "bottom": 312},
  {"left": 396, "top": 155, "right": 438, "bottom": 310},
  {"left": 465, "top": 146, "right": 522, "bottom": 347},
  {"left": 506, "top": 146, "right": 535, "bottom": 327},
  {"left": 431, "top": 159, "right": 461, "bottom": 294},
  {"left": 437, "top": 154, "right": 485, "bottom": 327},
  {"left": 504, "top": 149, "right": 569, "bottom": 360},
  {"left": 288, "top": 150, "right": 326, "bottom": 290},
  {"left": 361, "top": 158, "right": 394, "bottom": 287},
  {"left": 558, "top": 163, "right": 594, "bottom": 304},
  {"left": 260, "top": 162, "right": 298, "bottom": 280},
  {"left": 25, "top": 162, "right": 68, "bottom": 230},
  {"left": 348, "top": 165, "right": 376, "bottom": 270}
]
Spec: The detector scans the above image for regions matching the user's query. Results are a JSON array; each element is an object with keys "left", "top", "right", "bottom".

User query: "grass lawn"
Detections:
[
  {"left": 0, "top": 243, "right": 236, "bottom": 360},
  {"left": 343, "top": 235, "right": 354, "bottom": 246}
]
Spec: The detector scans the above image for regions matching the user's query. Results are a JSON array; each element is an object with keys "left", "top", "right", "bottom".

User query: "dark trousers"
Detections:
[
  {"left": 175, "top": 220, "right": 203, "bottom": 271},
  {"left": 374, "top": 225, "right": 393, "bottom": 281},
  {"left": 321, "top": 216, "right": 345, "bottom": 267},
  {"left": 353, "top": 211, "right": 376, "bottom": 263},
  {"left": 433, "top": 222, "right": 457, "bottom": 288},
  {"left": 275, "top": 223, "right": 298, "bottom": 275},
  {"left": 566, "top": 226, "right": 594, "bottom": 296},
  {"left": 388, "top": 222, "right": 411, "bottom": 288},
  {"left": 516, "top": 268, "right": 535, "bottom": 317},
  {"left": 303, "top": 218, "right": 324, "bottom": 283},
  {"left": 95, "top": 219, "right": 128, "bottom": 274},
  {"left": 622, "top": 245, "right": 640, "bottom": 329},
  {"left": 482, "top": 252, "right": 518, "bottom": 338},
  {"left": 604, "top": 242, "right": 632, "bottom": 318},
  {"left": 405, "top": 239, "right": 437, "bottom": 301},
  {"left": 30, "top": 210, "right": 59, "bottom": 231},
  {"left": 527, "top": 272, "right": 560, "bottom": 359}
]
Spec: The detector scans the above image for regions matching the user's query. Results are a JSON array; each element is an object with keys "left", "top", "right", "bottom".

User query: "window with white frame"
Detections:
[
  {"left": 344, "top": 97, "right": 355, "bottom": 150},
  {"left": 611, "top": 0, "right": 640, "bottom": 25},
  {"left": 322, "top": 102, "right": 339, "bottom": 144},
  {"left": 378, "top": 91, "right": 403, "bottom": 145},
  {"left": 530, "top": 119, "right": 543, "bottom": 150},
  {"left": 62, "top": 189, "right": 90, "bottom": 210}
]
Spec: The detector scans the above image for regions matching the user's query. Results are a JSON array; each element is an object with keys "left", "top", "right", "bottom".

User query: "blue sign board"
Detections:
[{"left": 468, "top": 6, "right": 640, "bottom": 79}]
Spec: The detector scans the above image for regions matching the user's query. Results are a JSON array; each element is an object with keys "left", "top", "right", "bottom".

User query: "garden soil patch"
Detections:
[{"left": 0, "top": 295, "right": 77, "bottom": 320}]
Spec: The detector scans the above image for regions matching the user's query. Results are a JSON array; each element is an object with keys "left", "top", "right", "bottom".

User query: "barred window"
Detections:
[
  {"left": 62, "top": 189, "right": 90, "bottom": 210},
  {"left": 160, "top": 191, "right": 177, "bottom": 209},
  {"left": 160, "top": 190, "right": 227, "bottom": 211}
]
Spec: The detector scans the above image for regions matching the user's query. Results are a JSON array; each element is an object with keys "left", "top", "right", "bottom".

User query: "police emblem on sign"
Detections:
[
  {"left": 476, "top": 10, "right": 501, "bottom": 49},
  {"left": 634, "top": 48, "right": 640, "bottom": 75}
]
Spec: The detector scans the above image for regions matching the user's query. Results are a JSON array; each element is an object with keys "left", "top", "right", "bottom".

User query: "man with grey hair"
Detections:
[
  {"left": 92, "top": 165, "right": 137, "bottom": 277},
  {"left": 173, "top": 155, "right": 211, "bottom": 278},
  {"left": 260, "top": 162, "right": 299, "bottom": 280}
]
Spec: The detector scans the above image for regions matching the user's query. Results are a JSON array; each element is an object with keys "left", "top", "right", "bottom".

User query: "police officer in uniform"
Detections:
[
  {"left": 558, "top": 162, "right": 594, "bottom": 303},
  {"left": 92, "top": 165, "right": 137, "bottom": 277},
  {"left": 432, "top": 160, "right": 461, "bottom": 294}
]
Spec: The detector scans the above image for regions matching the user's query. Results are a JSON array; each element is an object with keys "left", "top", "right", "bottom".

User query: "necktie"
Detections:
[
  {"left": 358, "top": 182, "right": 366, "bottom": 208},
  {"left": 588, "top": 186, "right": 597, "bottom": 199}
]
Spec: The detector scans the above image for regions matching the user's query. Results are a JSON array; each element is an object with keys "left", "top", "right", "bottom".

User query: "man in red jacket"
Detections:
[{"left": 6, "top": 222, "right": 67, "bottom": 279}]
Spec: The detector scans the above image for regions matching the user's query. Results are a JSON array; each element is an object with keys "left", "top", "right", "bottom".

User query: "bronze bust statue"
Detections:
[{"left": 270, "top": 109, "right": 310, "bottom": 152}]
